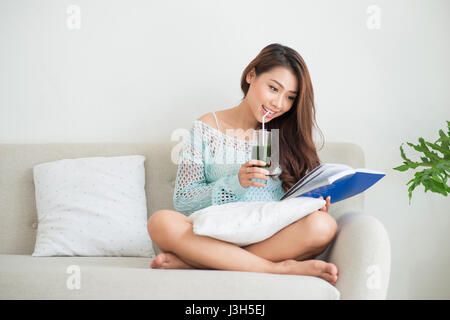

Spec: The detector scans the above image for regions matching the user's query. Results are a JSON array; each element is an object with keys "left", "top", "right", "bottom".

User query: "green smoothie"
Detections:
[{"left": 252, "top": 144, "right": 271, "bottom": 168}]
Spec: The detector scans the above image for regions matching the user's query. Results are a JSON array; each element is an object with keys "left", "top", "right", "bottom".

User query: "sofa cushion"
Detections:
[
  {"left": 0, "top": 254, "right": 340, "bottom": 300},
  {"left": 32, "top": 155, "right": 153, "bottom": 257}
]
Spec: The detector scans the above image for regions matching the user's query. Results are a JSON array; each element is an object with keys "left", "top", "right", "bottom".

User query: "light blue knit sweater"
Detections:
[{"left": 173, "top": 120, "right": 285, "bottom": 216}]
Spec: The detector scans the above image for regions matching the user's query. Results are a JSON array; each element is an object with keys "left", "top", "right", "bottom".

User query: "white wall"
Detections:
[{"left": 1, "top": 0, "right": 449, "bottom": 299}]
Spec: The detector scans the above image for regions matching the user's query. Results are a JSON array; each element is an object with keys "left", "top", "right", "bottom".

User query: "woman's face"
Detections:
[{"left": 246, "top": 66, "right": 298, "bottom": 124}]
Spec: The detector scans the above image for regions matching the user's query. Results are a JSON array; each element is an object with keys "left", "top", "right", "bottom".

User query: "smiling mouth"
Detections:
[{"left": 262, "top": 105, "right": 276, "bottom": 114}]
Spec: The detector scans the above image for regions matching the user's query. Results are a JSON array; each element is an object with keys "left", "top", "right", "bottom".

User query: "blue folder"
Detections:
[{"left": 281, "top": 166, "right": 386, "bottom": 204}]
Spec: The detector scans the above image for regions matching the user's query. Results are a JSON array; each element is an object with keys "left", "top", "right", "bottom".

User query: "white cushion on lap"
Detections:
[{"left": 188, "top": 197, "right": 326, "bottom": 247}]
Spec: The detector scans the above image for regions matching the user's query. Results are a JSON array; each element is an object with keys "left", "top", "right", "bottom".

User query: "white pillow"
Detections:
[
  {"left": 32, "top": 155, "right": 154, "bottom": 257},
  {"left": 189, "top": 197, "right": 326, "bottom": 247}
]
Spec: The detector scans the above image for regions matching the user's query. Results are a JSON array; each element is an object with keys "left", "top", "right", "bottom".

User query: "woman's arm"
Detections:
[
  {"left": 173, "top": 124, "right": 247, "bottom": 215},
  {"left": 173, "top": 168, "right": 246, "bottom": 215}
]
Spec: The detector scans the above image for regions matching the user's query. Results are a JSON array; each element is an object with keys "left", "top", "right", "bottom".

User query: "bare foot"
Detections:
[
  {"left": 150, "top": 252, "right": 196, "bottom": 269},
  {"left": 277, "top": 259, "right": 339, "bottom": 286}
]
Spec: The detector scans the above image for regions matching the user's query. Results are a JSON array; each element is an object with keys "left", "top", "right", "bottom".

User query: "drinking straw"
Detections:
[{"left": 262, "top": 109, "right": 270, "bottom": 146}]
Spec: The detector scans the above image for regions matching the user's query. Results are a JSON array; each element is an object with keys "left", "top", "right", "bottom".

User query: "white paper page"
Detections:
[{"left": 284, "top": 163, "right": 355, "bottom": 200}]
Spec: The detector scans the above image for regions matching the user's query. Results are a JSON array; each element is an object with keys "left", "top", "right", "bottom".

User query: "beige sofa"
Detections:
[{"left": 0, "top": 141, "right": 391, "bottom": 299}]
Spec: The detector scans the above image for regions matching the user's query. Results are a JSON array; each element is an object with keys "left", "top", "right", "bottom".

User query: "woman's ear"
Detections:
[{"left": 247, "top": 68, "right": 256, "bottom": 84}]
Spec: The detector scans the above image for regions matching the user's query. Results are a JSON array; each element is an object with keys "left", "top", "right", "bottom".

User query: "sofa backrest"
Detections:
[{"left": 0, "top": 141, "right": 364, "bottom": 254}]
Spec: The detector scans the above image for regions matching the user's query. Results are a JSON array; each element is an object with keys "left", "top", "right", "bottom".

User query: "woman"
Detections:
[{"left": 148, "top": 43, "right": 339, "bottom": 286}]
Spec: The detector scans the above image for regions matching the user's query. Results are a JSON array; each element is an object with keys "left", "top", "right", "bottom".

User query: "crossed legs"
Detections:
[{"left": 147, "top": 208, "right": 339, "bottom": 285}]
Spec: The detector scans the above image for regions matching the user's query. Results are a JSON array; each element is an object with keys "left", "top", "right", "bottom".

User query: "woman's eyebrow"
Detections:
[{"left": 269, "top": 79, "right": 298, "bottom": 94}]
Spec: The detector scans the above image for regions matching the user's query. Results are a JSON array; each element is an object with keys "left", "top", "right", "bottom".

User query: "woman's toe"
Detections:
[
  {"left": 325, "top": 263, "right": 338, "bottom": 276},
  {"left": 321, "top": 272, "right": 336, "bottom": 284}
]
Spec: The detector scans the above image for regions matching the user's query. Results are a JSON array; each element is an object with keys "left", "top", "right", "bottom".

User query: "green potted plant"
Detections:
[{"left": 393, "top": 120, "right": 450, "bottom": 204}]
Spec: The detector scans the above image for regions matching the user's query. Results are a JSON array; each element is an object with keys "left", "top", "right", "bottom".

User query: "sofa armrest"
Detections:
[{"left": 325, "top": 211, "right": 391, "bottom": 300}]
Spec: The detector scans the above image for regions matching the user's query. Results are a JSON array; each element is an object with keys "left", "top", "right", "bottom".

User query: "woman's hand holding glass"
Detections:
[{"left": 238, "top": 160, "right": 269, "bottom": 188}]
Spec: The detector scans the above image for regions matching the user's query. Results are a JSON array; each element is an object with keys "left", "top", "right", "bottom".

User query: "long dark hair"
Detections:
[{"left": 240, "top": 43, "right": 324, "bottom": 192}]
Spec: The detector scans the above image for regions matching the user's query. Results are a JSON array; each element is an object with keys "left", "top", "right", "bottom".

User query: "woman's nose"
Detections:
[{"left": 271, "top": 96, "right": 283, "bottom": 110}]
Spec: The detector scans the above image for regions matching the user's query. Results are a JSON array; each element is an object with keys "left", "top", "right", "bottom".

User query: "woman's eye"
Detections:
[{"left": 269, "top": 85, "right": 295, "bottom": 101}]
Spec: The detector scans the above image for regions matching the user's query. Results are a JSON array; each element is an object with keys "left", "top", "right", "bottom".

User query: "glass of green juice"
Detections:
[{"left": 251, "top": 129, "right": 271, "bottom": 169}]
